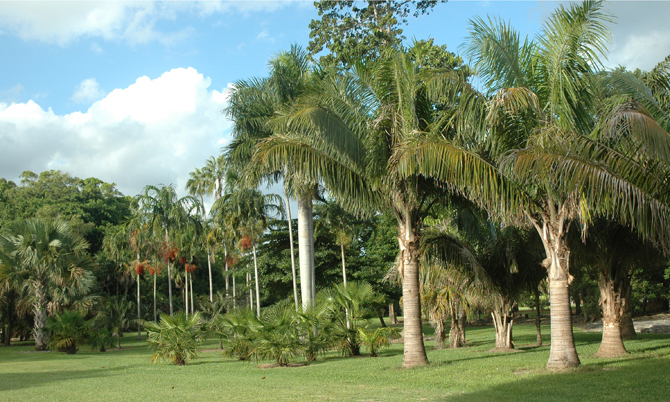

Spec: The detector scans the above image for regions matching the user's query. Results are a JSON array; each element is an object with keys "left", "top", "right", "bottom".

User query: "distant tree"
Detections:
[{"left": 308, "top": 0, "right": 446, "bottom": 67}]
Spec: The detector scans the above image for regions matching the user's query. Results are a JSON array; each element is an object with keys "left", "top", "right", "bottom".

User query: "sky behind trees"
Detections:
[{"left": 0, "top": 0, "right": 668, "bottom": 201}]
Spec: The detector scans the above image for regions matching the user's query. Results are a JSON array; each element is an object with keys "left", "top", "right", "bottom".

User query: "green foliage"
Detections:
[
  {"left": 358, "top": 326, "right": 400, "bottom": 357},
  {"left": 46, "top": 310, "right": 88, "bottom": 354},
  {"left": 88, "top": 327, "right": 115, "bottom": 352},
  {"left": 250, "top": 304, "right": 302, "bottom": 366},
  {"left": 215, "top": 308, "right": 259, "bottom": 361},
  {"left": 308, "top": 0, "right": 445, "bottom": 67},
  {"left": 145, "top": 312, "right": 206, "bottom": 365}
]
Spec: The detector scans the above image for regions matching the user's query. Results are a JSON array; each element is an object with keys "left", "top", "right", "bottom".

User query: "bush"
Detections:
[
  {"left": 145, "top": 312, "right": 205, "bottom": 365},
  {"left": 46, "top": 310, "right": 88, "bottom": 354},
  {"left": 358, "top": 327, "right": 400, "bottom": 357},
  {"left": 215, "top": 308, "right": 259, "bottom": 361},
  {"left": 250, "top": 305, "right": 301, "bottom": 366}
]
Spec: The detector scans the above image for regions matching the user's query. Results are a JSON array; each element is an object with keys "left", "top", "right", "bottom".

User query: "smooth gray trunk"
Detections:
[
  {"left": 253, "top": 245, "right": 261, "bottom": 317},
  {"left": 297, "top": 194, "right": 315, "bottom": 310},
  {"left": 190, "top": 272, "right": 194, "bottom": 313},
  {"left": 137, "top": 273, "right": 141, "bottom": 340},
  {"left": 340, "top": 242, "right": 347, "bottom": 287},
  {"left": 207, "top": 253, "right": 213, "bottom": 302},
  {"left": 285, "top": 192, "right": 299, "bottom": 311}
]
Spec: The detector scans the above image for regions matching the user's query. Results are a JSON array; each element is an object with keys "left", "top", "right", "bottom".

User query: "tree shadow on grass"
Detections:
[
  {"left": 439, "top": 354, "right": 670, "bottom": 402},
  {"left": 0, "top": 366, "right": 131, "bottom": 392}
]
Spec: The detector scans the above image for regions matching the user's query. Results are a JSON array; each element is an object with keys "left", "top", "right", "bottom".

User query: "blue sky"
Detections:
[{"left": 0, "top": 1, "right": 668, "bottom": 207}]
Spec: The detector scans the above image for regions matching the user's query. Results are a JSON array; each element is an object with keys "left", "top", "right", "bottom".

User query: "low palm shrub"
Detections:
[
  {"left": 250, "top": 304, "right": 301, "bottom": 366},
  {"left": 358, "top": 327, "right": 400, "bottom": 357},
  {"left": 145, "top": 312, "right": 205, "bottom": 365},
  {"left": 88, "top": 328, "right": 115, "bottom": 352},
  {"left": 46, "top": 310, "right": 88, "bottom": 354},
  {"left": 215, "top": 308, "right": 259, "bottom": 361}
]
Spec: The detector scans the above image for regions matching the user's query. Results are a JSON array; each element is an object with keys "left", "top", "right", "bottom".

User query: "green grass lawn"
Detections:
[{"left": 1, "top": 321, "right": 669, "bottom": 401}]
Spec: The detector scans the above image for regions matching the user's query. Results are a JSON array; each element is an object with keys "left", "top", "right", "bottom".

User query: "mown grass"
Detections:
[{"left": 1, "top": 321, "right": 669, "bottom": 401}]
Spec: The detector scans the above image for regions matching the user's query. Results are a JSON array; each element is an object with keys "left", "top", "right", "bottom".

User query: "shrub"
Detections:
[
  {"left": 358, "top": 327, "right": 400, "bottom": 357},
  {"left": 46, "top": 310, "right": 88, "bottom": 354},
  {"left": 145, "top": 312, "right": 205, "bottom": 365},
  {"left": 215, "top": 308, "right": 259, "bottom": 361},
  {"left": 250, "top": 305, "right": 301, "bottom": 366}
]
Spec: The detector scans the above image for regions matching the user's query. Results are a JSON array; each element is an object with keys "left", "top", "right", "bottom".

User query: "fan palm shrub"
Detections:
[
  {"left": 46, "top": 310, "right": 88, "bottom": 354},
  {"left": 145, "top": 312, "right": 205, "bottom": 365},
  {"left": 249, "top": 304, "right": 301, "bottom": 366},
  {"left": 216, "top": 308, "right": 259, "bottom": 361}
]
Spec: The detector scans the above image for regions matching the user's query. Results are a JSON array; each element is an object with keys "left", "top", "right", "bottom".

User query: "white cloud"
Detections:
[
  {"left": 605, "top": 2, "right": 670, "bottom": 71},
  {"left": 72, "top": 78, "right": 105, "bottom": 104},
  {"left": 0, "top": 68, "right": 232, "bottom": 198},
  {"left": 0, "top": 1, "right": 302, "bottom": 46}
]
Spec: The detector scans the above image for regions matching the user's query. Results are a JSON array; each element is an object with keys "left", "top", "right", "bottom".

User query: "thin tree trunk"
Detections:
[
  {"left": 535, "top": 287, "right": 543, "bottom": 346},
  {"left": 224, "top": 245, "right": 230, "bottom": 297},
  {"left": 185, "top": 270, "right": 189, "bottom": 318},
  {"left": 166, "top": 228, "right": 173, "bottom": 316},
  {"left": 33, "top": 281, "right": 48, "bottom": 351},
  {"left": 247, "top": 272, "right": 253, "bottom": 310},
  {"left": 253, "top": 245, "right": 261, "bottom": 317},
  {"left": 153, "top": 271, "right": 157, "bottom": 322},
  {"left": 137, "top": 273, "right": 141, "bottom": 340},
  {"left": 389, "top": 303, "right": 398, "bottom": 325},
  {"left": 190, "top": 272, "right": 194, "bottom": 313},
  {"left": 285, "top": 191, "right": 299, "bottom": 311},
  {"left": 399, "top": 218, "right": 427, "bottom": 367},
  {"left": 340, "top": 242, "right": 348, "bottom": 287},
  {"left": 377, "top": 309, "right": 386, "bottom": 327},
  {"left": 232, "top": 274, "right": 236, "bottom": 309},
  {"left": 207, "top": 253, "right": 213, "bottom": 302},
  {"left": 297, "top": 193, "right": 315, "bottom": 310}
]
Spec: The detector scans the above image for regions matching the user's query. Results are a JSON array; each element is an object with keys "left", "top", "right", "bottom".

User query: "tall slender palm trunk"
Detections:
[
  {"left": 165, "top": 228, "right": 174, "bottom": 316},
  {"left": 253, "top": 245, "right": 261, "bottom": 317},
  {"left": 224, "top": 245, "right": 230, "bottom": 296},
  {"left": 340, "top": 242, "right": 347, "bottom": 287},
  {"left": 207, "top": 253, "right": 213, "bottom": 302},
  {"left": 285, "top": 192, "right": 299, "bottom": 311},
  {"left": 297, "top": 194, "right": 315, "bottom": 310},
  {"left": 137, "top": 273, "right": 142, "bottom": 340},
  {"left": 153, "top": 270, "right": 157, "bottom": 321},
  {"left": 184, "top": 272, "right": 189, "bottom": 317},
  {"left": 247, "top": 272, "right": 253, "bottom": 310},
  {"left": 190, "top": 272, "right": 194, "bottom": 314}
]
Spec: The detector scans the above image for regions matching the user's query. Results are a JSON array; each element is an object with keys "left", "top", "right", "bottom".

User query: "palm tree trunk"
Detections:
[
  {"left": 434, "top": 319, "right": 445, "bottom": 349},
  {"left": 389, "top": 303, "right": 398, "bottom": 325},
  {"left": 166, "top": 228, "right": 173, "bottom": 316},
  {"left": 340, "top": 242, "right": 347, "bottom": 287},
  {"left": 399, "top": 220, "right": 428, "bottom": 367},
  {"left": 33, "top": 281, "right": 48, "bottom": 351},
  {"left": 297, "top": 193, "right": 315, "bottom": 310},
  {"left": 285, "top": 192, "right": 299, "bottom": 311},
  {"left": 190, "top": 272, "right": 195, "bottom": 313},
  {"left": 224, "top": 245, "right": 230, "bottom": 297},
  {"left": 492, "top": 310, "right": 514, "bottom": 349},
  {"left": 185, "top": 270, "right": 189, "bottom": 318},
  {"left": 207, "top": 252, "right": 213, "bottom": 302},
  {"left": 247, "top": 272, "right": 253, "bottom": 311},
  {"left": 137, "top": 273, "right": 141, "bottom": 340},
  {"left": 153, "top": 271, "right": 157, "bottom": 322},
  {"left": 596, "top": 269, "right": 627, "bottom": 357},
  {"left": 232, "top": 274, "right": 236, "bottom": 309},
  {"left": 253, "top": 244, "right": 261, "bottom": 317},
  {"left": 533, "top": 214, "right": 580, "bottom": 369},
  {"left": 535, "top": 287, "right": 543, "bottom": 346}
]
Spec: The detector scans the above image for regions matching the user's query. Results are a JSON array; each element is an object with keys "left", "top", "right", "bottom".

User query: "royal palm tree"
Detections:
[
  {"left": 186, "top": 167, "right": 215, "bottom": 302},
  {"left": 0, "top": 219, "right": 96, "bottom": 350},
  {"left": 225, "top": 45, "right": 314, "bottom": 310}
]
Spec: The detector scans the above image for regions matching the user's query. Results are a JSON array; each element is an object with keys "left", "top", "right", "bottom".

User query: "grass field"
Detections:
[{"left": 1, "top": 320, "right": 669, "bottom": 401}]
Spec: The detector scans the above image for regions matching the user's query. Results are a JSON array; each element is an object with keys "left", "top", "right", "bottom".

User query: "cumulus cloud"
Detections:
[
  {"left": 72, "top": 78, "right": 105, "bottom": 104},
  {"left": 0, "top": 68, "right": 232, "bottom": 197},
  {"left": 0, "top": 1, "right": 302, "bottom": 46},
  {"left": 606, "top": 2, "right": 670, "bottom": 71}
]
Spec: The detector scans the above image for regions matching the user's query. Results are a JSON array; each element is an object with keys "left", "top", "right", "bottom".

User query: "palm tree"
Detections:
[
  {"left": 138, "top": 184, "right": 200, "bottom": 316},
  {"left": 213, "top": 183, "right": 281, "bottom": 317},
  {"left": 255, "top": 44, "right": 474, "bottom": 367},
  {"left": 186, "top": 166, "right": 215, "bottom": 302},
  {"left": 225, "top": 45, "right": 314, "bottom": 310},
  {"left": 0, "top": 218, "right": 96, "bottom": 350},
  {"left": 315, "top": 201, "right": 356, "bottom": 287}
]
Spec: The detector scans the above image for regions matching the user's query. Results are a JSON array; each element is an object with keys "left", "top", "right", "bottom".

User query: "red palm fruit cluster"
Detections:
[
  {"left": 185, "top": 263, "right": 197, "bottom": 273},
  {"left": 162, "top": 246, "right": 179, "bottom": 263},
  {"left": 147, "top": 264, "right": 162, "bottom": 276},
  {"left": 226, "top": 255, "right": 238, "bottom": 268},
  {"left": 135, "top": 262, "right": 145, "bottom": 275},
  {"left": 179, "top": 256, "right": 187, "bottom": 265},
  {"left": 240, "top": 235, "right": 252, "bottom": 251}
]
